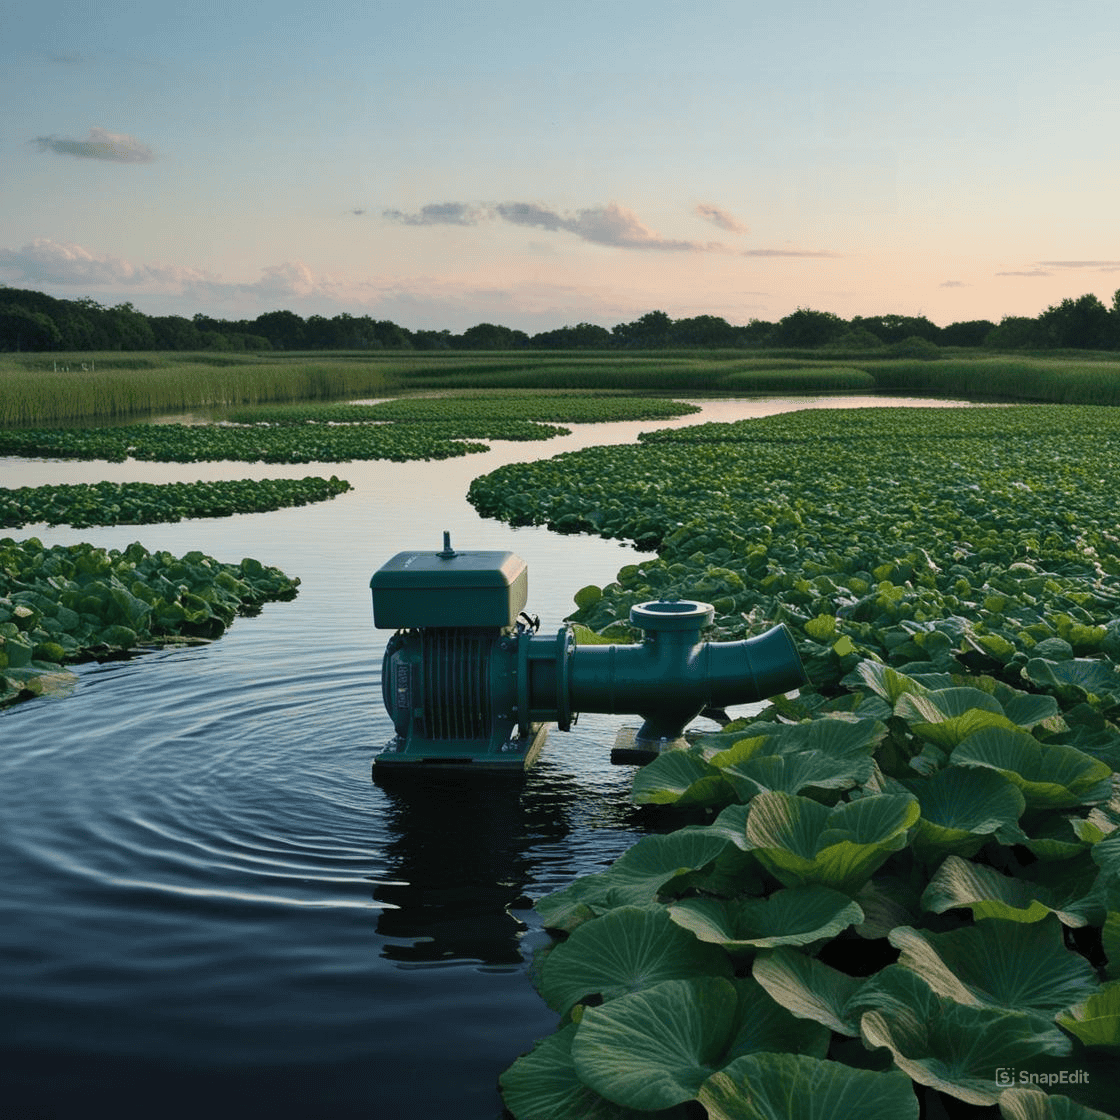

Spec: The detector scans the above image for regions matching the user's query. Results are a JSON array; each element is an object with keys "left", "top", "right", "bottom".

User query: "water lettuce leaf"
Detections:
[
  {"left": 535, "top": 829, "right": 734, "bottom": 931},
  {"left": 998, "top": 1087, "right": 1119, "bottom": 1120},
  {"left": 668, "top": 887, "right": 863, "bottom": 958},
  {"left": 745, "top": 791, "right": 919, "bottom": 894},
  {"left": 1056, "top": 980, "right": 1120, "bottom": 1051},
  {"left": 952, "top": 729, "right": 1114, "bottom": 809},
  {"left": 570, "top": 977, "right": 828, "bottom": 1112},
  {"left": 499, "top": 1023, "right": 692, "bottom": 1120},
  {"left": 538, "top": 905, "right": 733, "bottom": 1015},
  {"left": 751, "top": 946, "right": 868, "bottom": 1036},
  {"left": 698, "top": 1052, "right": 919, "bottom": 1120},
  {"left": 857, "top": 967, "right": 1072, "bottom": 1106},
  {"left": 889, "top": 917, "right": 1100, "bottom": 1015},
  {"left": 922, "top": 855, "right": 1097, "bottom": 927},
  {"left": 904, "top": 765, "right": 1026, "bottom": 862}
]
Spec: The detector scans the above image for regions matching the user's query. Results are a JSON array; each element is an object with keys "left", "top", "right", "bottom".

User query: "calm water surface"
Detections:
[{"left": 0, "top": 396, "right": 974, "bottom": 1118}]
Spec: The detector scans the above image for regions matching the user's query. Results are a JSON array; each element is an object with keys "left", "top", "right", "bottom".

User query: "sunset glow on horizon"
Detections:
[{"left": 3, "top": 0, "right": 1119, "bottom": 333}]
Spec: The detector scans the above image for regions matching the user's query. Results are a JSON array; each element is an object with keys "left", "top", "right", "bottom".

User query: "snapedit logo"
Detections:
[{"left": 996, "top": 1068, "right": 1090, "bottom": 1088}]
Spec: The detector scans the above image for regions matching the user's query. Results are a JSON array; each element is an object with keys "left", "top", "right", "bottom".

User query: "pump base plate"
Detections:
[
  {"left": 372, "top": 722, "right": 548, "bottom": 774},
  {"left": 610, "top": 726, "right": 688, "bottom": 765}
]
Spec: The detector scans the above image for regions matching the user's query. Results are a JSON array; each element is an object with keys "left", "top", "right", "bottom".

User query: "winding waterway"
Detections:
[{"left": 1, "top": 396, "right": 974, "bottom": 1118}]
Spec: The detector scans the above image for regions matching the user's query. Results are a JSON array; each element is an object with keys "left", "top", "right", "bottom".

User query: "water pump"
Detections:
[{"left": 370, "top": 534, "right": 808, "bottom": 770}]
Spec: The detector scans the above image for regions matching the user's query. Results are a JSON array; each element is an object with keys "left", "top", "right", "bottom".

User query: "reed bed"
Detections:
[
  {"left": 0, "top": 353, "right": 403, "bottom": 426},
  {"left": 4, "top": 350, "right": 1120, "bottom": 427}
]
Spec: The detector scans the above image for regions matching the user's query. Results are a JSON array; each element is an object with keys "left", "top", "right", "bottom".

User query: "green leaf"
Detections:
[
  {"left": 746, "top": 791, "right": 919, "bottom": 894},
  {"left": 751, "top": 947, "right": 868, "bottom": 1036},
  {"left": 668, "top": 887, "right": 863, "bottom": 958},
  {"left": 905, "top": 765, "right": 1026, "bottom": 862},
  {"left": 570, "top": 977, "right": 739, "bottom": 1110},
  {"left": 953, "top": 728, "right": 1114, "bottom": 809},
  {"left": 538, "top": 905, "right": 733, "bottom": 1015},
  {"left": 922, "top": 855, "right": 1093, "bottom": 928},
  {"left": 857, "top": 967, "right": 1072, "bottom": 1106},
  {"left": 499, "top": 1023, "right": 687, "bottom": 1120},
  {"left": 722, "top": 749, "right": 875, "bottom": 802},
  {"left": 998, "top": 1087, "right": 1119, "bottom": 1120},
  {"left": 631, "top": 749, "right": 720, "bottom": 806},
  {"left": 536, "top": 829, "right": 734, "bottom": 931},
  {"left": 698, "top": 1052, "right": 919, "bottom": 1120},
  {"left": 890, "top": 917, "right": 1101, "bottom": 1015},
  {"left": 1056, "top": 980, "right": 1120, "bottom": 1051}
]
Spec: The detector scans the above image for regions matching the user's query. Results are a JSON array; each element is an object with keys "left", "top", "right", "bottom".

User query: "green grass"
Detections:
[{"left": 5, "top": 349, "right": 1120, "bottom": 427}]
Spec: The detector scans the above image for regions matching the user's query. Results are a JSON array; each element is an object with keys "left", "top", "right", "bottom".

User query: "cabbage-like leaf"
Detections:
[
  {"left": 953, "top": 728, "right": 1114, "bottom": 809},
  {"left": 536, "top": 829, "right": 734, "bottom": 931},
  {"left": 571, "top": 977, "right": 738, "bottom": 1110},
  {"left": 890, "top": 917, "right": 1100, "bottom": 1015},
  {"left": 668, "top": 887, "right": 863, "bottom": 958},
  {"left": 499, "top": 1023, "right": 692, "bottom": 1120},
  {"left": 998, "top": 1086, "right": 1118, "bottom": 1120},
  {"left": 752, "top": 946, "right": 867, "bottom": 1036},
  {"left": 698, "top": 1052, "right": 919, "bottom": 1120},
  {"left": 630, "top": 749, "right": 728, "bottom": 807},
  {"left": 858, "top": 967, "right": 1072, "bottom": 1106},
  {"left": 745, "top": 791, "right": 919, "bottom": 894},
  {"left": 1056, "top": 980, "right": 1120, "bottom": 1051},
  {"left": 922, "top": 855, "right": 1095, "bottom": 927},
  {"left": 570, "top": 975, "right": 830, "bottom": 1112},
  {"left": 1024, "top": 658, "right": 1120, "bottom": 705},
  {"left": 722, "top": 750, "right": 875, "bottom": 801},
  {"left": 895, "top": 687, "right": 1019, "bottom": 749},
  {"left": 539, "top": 904, "right": 733, "bottom": 1015},
  {"left": 904, "top": 765, "right": 1025, "bottom": 862},
  {"left": 845, "top": 659, "right": 930, "bottom": 705}
]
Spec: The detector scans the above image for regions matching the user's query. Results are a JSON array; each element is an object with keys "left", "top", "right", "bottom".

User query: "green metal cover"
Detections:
[{"left": 371, "top": 549, "right": 528, "bottom": 629}]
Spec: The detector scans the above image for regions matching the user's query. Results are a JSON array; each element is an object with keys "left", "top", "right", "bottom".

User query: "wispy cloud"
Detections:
[
  {"left": 382, "top": 202, "right": 485, "bottom": 226},
  {"left": 1038, "top": 260, "right": 1120, "bottom": 271},
  {"left": 739, "top": 247, "right": 841, "bottom": 258},
  {"left": 940, "top": 280, "right": 967, "bottom": 288},
  {"left": 495, "top": 201, "right": 716, "bottom": 251},
  {"left": 996, "top": 269, "right": 1052, "bottom": 277},
  {"left": 385, "top": 199, "right": 724, "bottom": 251},
  {"left": 694, "top": 202, "right": 748, "bottom": 234},
  {"left": 33, "top": 126, "right": 154, "bottom": 163}
]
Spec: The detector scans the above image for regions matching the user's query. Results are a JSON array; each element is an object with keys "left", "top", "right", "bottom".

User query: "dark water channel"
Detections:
[{"left": 0, "top": 396, "right": 973, "bottom": 1118}]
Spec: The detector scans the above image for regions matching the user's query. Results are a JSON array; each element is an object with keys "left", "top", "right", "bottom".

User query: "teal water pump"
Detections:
[{"left": 370, "top": 534, "right": 808, "bottom": 770}]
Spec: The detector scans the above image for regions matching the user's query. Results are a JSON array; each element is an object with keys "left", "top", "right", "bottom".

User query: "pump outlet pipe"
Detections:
[{"left": 371, "top": 538, "right": 809, "bottom": 769}]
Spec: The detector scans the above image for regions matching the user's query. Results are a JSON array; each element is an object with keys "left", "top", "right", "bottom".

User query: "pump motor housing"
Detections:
[{"left": 370, "top": 536, "right": 808, "bottom": 770}]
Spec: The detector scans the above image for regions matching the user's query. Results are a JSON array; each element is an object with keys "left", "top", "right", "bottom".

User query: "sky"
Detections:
[{"left": 2, "top": 0, "right": 1120, "bottom": 334}]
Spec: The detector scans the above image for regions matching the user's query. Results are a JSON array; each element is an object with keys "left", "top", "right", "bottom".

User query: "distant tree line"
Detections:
[{"left": 2, "top": 284, "right": 1119, "bottom": 354}]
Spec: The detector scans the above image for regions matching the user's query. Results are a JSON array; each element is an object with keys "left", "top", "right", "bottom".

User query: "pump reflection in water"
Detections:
[{"left": 370, "top": 534, "right": 809, "bottom": 771}]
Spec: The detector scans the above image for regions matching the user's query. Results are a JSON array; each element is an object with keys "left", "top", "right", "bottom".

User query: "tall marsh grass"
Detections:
[
  {"left": 0, "top": 353, "right": 402, "bottom": 426},
  {"left": 4, "top": 349, "right": 1120, "bottom": 426},
  {"left": 866, "top": 356, "right": 1120, "bottom": 404}
]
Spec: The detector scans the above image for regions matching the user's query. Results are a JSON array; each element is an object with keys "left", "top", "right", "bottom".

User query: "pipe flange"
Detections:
[{"left": 630, "top": 599, "right": 714, "bottom": 633}]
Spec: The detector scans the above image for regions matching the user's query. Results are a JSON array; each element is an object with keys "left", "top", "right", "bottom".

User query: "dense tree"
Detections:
[
  {"left": 984, "top": 315, "right": 1048, "bottom": 350},
  {"left": 1037, "top": 293, "right": 1117, "bottom": 350},
  {"left": 772, "top": 307, "right": 847, "bottom": 347},
  {"left": 612, "top": 310, "right": 673, "bottom": 348},
  {"left": 251, "top": 309, "right": 306, "bottom": 350},
  {"left": 940, "top": 319, "right": 995, "bottom": 347},
  {"left": 850, "top": 314, "right": 940, "bottom": 344},
  {"left": 150, "top": 315, "right": 203, "bottom": 350},
  {"left": 669, "top": 314, "right": 740, "bottom": 347},
  {"left": 530, "top": 322, "right": 612, "bottom": 349},
  {"left": 0, "top": 305, "right": 62, "bottom": 351},
  {"left": 454, "top": 322, "right": 529, "bottom": 349},
  {"left": 2, "top": 282, "right": 1119, "bottom": 355}
]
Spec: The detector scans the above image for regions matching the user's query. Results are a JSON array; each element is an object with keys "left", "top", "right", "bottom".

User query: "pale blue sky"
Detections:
[{"left": 2, "top": 0, "right": 1119, "bottom": 331}]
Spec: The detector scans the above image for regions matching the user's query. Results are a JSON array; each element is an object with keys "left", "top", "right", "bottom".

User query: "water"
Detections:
[{"left": 0, "top": 396, "right": 974, "bottom": 1118}]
